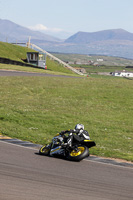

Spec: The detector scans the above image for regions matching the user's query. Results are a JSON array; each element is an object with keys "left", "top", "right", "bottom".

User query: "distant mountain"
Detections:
[
  {"left": 65, "top": 29, "right": 133, "bottom": 43},
  {"left": 0, "top": 19, "right": 61, "bottom": 43},
  {"left": 60, "top": 29, "right": 133, "bottom": 59},
  {"left": 1, "top": 19, "right": 133, "bottom": 59}
]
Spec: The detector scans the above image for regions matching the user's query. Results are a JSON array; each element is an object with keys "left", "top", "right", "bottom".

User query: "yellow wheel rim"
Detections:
[
  {"left": 70, "top": 147, "right": 85, "bottom": 157},
  {"left": 41, "top": 147, "right": 49, "bottom": 153}
]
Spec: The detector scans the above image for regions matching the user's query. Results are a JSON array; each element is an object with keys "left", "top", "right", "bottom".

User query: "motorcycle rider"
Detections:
[{"left": 59, "top": 124, "right": 90, "bottom": 148}]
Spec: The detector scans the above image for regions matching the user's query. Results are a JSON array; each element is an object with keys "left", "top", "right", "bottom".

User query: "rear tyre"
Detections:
[
  {"left": 39, "top": 145, "right": 51, "bottom": 156},
  {"left": 67, "top": 145, "right": 89, "bottom": 161}
]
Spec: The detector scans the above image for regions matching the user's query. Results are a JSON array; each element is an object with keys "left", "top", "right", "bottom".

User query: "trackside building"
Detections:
[{"left": 112, "top": 70, "right": 133, "bottom": 77}]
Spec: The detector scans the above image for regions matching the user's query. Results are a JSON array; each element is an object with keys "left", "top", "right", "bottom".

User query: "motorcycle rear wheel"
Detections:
[
  {"left": 39, "top": 145, "right": 51, "bottom": 156},
  {"left": 67, "top": 145, "right": 89, "bottom": 161}
]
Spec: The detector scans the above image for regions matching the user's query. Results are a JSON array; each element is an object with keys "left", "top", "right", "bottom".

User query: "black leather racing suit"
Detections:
[{"left": 60, "top": 129, "right": 90, "bottom": 146}]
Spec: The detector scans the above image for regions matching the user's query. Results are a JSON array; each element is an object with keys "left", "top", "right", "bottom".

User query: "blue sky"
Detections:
[{"left": 0, "top": 0, "right": 133, "bottom": 39}]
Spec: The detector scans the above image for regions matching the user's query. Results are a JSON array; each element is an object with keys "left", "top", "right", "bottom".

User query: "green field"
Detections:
[
  {"left": 53, "top": 53, "right": 133, "bottom": 66},
  {"left": 0, "top": 42, "right": 133, "bottom": 162},
  {"left": 53, "top": 53, "right": 133, "bottom": 75},
  {"left": 73, "top": 65, "right": 132, "bottom": 74},
  {"left": 0, "top": 76, "right": 133, "bottom": 161}
]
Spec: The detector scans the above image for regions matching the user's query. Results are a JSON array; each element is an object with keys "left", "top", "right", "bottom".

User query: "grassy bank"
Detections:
[
  {"left": 0, "top": 76, "right": 132, "bottom": 161},
  {"left": 0, "top": 41, "right": 35, "bottom": 62},
  {"left": 0, "top": 42, "right": 77, "bottom": 76}
]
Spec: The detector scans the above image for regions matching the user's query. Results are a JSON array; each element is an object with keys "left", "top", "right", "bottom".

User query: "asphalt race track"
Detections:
[
  {"left": 0, "top": 70, "right": 82, "bottom": 78},
  {"left": 0, "top": 140, "right": 133, "bottom": 200}
]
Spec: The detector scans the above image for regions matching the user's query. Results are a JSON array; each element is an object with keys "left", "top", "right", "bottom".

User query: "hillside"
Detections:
[
  {"left": 0, "top": 19, "right": 61, "bottom": 43},
  {"left": 65, "top": 29, "right": 133, "bottom": 43}
]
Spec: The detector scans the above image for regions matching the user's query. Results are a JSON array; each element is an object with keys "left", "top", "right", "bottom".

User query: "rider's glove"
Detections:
[
  {"left": 60, "top": 131, "right": 65, "bottom": 135},
  {"left": 78, "top": 129, "right": 83, "bottom": 135}
]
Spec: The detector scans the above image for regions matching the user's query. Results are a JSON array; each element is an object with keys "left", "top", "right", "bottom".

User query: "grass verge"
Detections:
[
  {"left": 0, "top": 75, "right": 132, "bottom": 161},
  {"left": 0, "top": 63, "right": 78, "bottom": 76}
]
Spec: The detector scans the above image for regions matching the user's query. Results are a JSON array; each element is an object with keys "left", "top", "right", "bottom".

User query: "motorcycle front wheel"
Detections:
[
  {"left": 67, "top": 145, "right": 89, "bottom": 161},
  {"left": 39, "top": 145, "right": 51, "bottom": 156}
]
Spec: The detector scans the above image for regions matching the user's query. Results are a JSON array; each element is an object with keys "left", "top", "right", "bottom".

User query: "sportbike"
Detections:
[{"left": 39, "top": 132, "right": 96, "bottom": 161}]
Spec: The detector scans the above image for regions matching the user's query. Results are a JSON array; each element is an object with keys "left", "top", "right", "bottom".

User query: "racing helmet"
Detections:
[{"left": 75, "top": 124, "right": 84, "bottom": 130}]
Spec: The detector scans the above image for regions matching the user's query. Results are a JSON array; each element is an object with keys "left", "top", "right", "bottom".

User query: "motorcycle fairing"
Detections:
[
  {"left": 82, "top": 140, "right": 96, "bottom": 148},
  {"left": 50, "top": 146, "right": 64, "bottom": 156}
]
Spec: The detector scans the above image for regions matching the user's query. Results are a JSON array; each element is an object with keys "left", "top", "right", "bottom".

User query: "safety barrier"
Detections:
[{"left": 29, "top": 43, "right": 84, "bottom": 76}]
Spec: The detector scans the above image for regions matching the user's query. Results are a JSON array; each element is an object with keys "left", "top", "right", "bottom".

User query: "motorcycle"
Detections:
[{"left": 39, "top": 132, "right": 96, "bottom": 161}]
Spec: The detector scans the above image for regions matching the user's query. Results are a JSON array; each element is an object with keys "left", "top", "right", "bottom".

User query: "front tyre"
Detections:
[
  {"left": 39, "top": 145, "right": 51, "bottom": 156},
  {"left": 67, "top": 146, "right": 89, "bottom": 161}
]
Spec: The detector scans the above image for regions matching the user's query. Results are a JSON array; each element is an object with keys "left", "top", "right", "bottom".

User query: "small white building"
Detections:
[
  {"left": 97, "top": 59, "right": 104, "bottom": 62},
  {"left": 112, "top": 70, "right": 133, "bottom": 77}
]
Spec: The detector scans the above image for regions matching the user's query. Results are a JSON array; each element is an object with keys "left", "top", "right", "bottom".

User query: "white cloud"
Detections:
[
  {"left": 28, "top": 24, "right": 73, "bottom": 39},
  {"left": 28, "top": 24, "right": 62, "bottom": 33}
]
